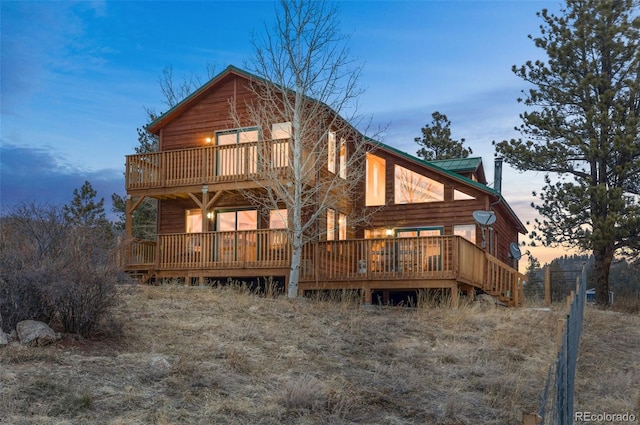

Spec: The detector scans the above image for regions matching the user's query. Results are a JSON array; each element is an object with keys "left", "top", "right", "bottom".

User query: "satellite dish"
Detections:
[
  {"left": 509, "top": 242, "right": 522, "bottom": 260},
  {"left": 473, "top": 210, "right": 496, "bottom": 226}
]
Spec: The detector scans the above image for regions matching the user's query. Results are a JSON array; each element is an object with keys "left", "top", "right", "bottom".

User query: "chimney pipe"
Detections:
[{"left": 494, "top": 157, "right": 503, "bottom": 194}]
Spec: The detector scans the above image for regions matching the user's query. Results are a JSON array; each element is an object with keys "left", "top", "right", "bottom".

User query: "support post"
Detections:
[{"left": 363, "top": 287, "right": 372, "bottom": 305}]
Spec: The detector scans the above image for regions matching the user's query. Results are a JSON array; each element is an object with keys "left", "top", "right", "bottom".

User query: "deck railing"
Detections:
[
  {"left": 120, "top": 233, "right": 524, "bottom": 305},
  {"left": 125, "top": 140, "right": 290, "bottom": 190}
]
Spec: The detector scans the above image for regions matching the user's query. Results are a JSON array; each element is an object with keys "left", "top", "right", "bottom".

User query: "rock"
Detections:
[
  {"left": 16, "top": 320, "right": 58, "bottom": 346},
  {"left": 0, "top": 331, "right": 8, "bottom": 346},
  {"left": 149, "top": 355, "right": 172, "bottom": 375}
]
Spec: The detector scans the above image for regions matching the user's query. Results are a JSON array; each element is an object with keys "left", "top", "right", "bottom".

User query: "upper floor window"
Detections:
[
  {"left": 186, "top": 209, "right": 202, "bottom": 233},
  {"left": 339, "top": 138, "right": 347, "bottom": 179},
  {"left": 328, "top": 131, "right": 336, "bottom": 173},
  {"left": 454, "top": 189, "right": 475, "bottom": 201},
  {"left": 216, "top": 127, "right": 259, "bottom": 176},
  {"left": 366, "top": 153, "right": 386, "bottom": 206},
  {"left": 271, "top": 122, "right": 291, "bottom": 167},
  {"left": 394, "top": 165, "right": 444, "bottom": 204}
]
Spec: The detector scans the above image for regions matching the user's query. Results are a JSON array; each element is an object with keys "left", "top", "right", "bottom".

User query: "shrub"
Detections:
[{"left": 0, "top": 203, "right": 122, "bottom": 337}]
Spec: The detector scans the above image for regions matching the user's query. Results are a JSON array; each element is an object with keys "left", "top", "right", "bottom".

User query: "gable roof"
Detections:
[
  {"left": 368, "top": 139, "right": 527, "bottom": 234},
  {"left": 146, "top": 65, "right": 256, "bottom": 135}
]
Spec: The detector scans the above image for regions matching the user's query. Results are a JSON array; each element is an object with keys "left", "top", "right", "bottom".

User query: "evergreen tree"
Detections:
[
  {"left": 494, "top": 0, "right": 640, "bottom": 306},
  {"left": 524, "top": 256, "right": 544, "bottom": 300},
  {"left": 64, "top": 181, "right": 108, "bottom": 228},
  {"left": 414, "top": 111, "right": 473, "bottom": 161}
]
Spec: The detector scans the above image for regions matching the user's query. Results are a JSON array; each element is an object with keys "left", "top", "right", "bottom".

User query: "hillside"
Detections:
[{"left": 1, "top": 284, "right": 638, "bottom": 424}]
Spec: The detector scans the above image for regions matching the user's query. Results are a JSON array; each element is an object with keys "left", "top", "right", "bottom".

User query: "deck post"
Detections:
[
  {"left": 363, "top": 287, "right": 372, "bottom": 305},
  {"left": 450, "top": 284, "right": 459, "bottom": 307}
]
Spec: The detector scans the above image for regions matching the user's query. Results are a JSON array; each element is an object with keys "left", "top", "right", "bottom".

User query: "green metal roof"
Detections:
[{"left": 428, "top": 157, "right": 483, "bottom": 173}]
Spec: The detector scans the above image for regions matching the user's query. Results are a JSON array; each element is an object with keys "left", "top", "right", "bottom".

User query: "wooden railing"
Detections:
[
  {"left": 154, "top": 230, "right": 290, "bottom": 269},
  {"left": 126, "top": 140, "right": 290, "bottom": 190},
  {"left": 119, "top": 233, "right": 525, "bottom": 306}
]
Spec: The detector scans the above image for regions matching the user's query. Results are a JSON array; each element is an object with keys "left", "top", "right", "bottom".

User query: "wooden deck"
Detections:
[
  {"left": 125, "top": 140, "right": 297, "bottom": 194},
  {"left": 118, "top": 234, "right": 525, "bottom": 306}
]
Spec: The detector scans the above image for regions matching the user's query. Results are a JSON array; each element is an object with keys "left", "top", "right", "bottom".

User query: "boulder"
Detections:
[
  {"left": 16, "top": 320, "right": 58, "bottom": 346},
  {"left": 0, "top": 331, "right": 7, "bottom": 346}
]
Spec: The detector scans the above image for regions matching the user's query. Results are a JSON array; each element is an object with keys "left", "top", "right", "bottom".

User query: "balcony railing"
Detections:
[
  {"left": 119, "top": 233, "right": 524, "bottom": 305},
  {"left": 125, "top": 140, "right": 291, "bottom": 190}
]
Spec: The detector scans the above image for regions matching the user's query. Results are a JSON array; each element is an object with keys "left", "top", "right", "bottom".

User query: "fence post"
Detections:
[{"left": 544, "top": 266, "right": 551, "bottom": 306}]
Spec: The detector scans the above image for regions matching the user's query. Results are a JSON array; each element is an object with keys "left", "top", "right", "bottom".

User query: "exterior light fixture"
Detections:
[
  {"left": 385, "top": 228, "right": 393, "bottom": 237},
  {"left": 205, "top": 137, "right": 212, "bottom": 144}
]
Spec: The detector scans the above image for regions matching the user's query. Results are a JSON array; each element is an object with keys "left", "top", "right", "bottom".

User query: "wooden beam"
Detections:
[{"left": 188, "top": 192, "right": 203, "bottom": 208}]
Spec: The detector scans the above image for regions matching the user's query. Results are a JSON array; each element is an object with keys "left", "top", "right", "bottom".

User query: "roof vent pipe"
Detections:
[{"left": 494, "top": 157, "right": 503, "bottom": 194}]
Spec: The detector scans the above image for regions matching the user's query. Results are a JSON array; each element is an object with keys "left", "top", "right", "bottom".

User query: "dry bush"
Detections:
[{"left": 0, "top": 203, "right": 123, "bottom": 337}]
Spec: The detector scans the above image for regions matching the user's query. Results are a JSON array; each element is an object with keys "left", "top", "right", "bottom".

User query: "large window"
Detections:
[
  {"left": 366, "top": 153, "right": 386, "bottom": 206},
  {"left": 326, "top": 209, "right": 346, "bottom": 241},
  {"left": 216, "top": 127, "right": 259, "bottom": 176},
  {"left": 394, "top": 165, "right": 444, "bottom": 204}
]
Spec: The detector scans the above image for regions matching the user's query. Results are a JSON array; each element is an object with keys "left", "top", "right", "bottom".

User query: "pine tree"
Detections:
[
  {"left": 414, "top": 111, "right": 473, "bottom": 161},
  {"left": 494, "top": 0, "right": 640, "bottom": 306}
]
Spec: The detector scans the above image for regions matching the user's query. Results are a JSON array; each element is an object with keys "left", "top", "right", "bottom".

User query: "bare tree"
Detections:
[{"left": 236, "top": 0, "right": 377, "bottom": 298}]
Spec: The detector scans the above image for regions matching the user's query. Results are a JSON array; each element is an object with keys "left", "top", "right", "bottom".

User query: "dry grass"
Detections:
[{"left": 1, "top": 284, "right": 638, "bottom": 424}]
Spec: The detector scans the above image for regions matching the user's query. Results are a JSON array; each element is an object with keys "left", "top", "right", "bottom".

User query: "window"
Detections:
[
  {"left": 394, "top": 165, "right": 444, "bottom": 204},
  {"left": 339, "top": 138, "right": 347, "bottom": 179},
  {"left": 365, "top": 153, "right": 386, "bottom": 206},
  {"left": 454, "top": 224, "right": 476, "bottom": 244},
  {"left": 327, "top": 131, "right": 336, "bottom": 173},
  {"left": 338, "top": 213, "right": 347, "bottom": 240},
  {"left": 216, "top": 209, "right": 258, "bottom": 262},
  {"left": 269, "top": 209, "right": 288, "bottom": 249},
  {"left": 216, "top": 127, "right": 259, "bottom": 176},
  {"left": 327, "top": 209, "right": 335, "bottom": 240},
  {"left": 271, "top": 123, "right": 290, "bottom": 168},
  {"left": 185, "top": 209, "right": 202, "bottom": 233},
  {"left": 454, "top": 189, "right": 475, "bottom": 201}
]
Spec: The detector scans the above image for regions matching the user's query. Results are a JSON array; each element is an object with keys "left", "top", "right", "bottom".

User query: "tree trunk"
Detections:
[
  {"left": 288, "top": 237, "right": 302, "bottom": 299},
  {"left": 593, "top": 245, "right": 613, "bottom": 306}
]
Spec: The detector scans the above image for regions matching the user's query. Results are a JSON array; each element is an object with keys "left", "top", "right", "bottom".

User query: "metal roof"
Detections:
[{"left": 428, "top": 157, "right": 483, "bottom": 172}]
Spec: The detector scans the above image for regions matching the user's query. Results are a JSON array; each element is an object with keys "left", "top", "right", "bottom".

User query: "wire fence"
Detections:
[{"left": 533, "top": 259, "right": 591, "bottom": 425}]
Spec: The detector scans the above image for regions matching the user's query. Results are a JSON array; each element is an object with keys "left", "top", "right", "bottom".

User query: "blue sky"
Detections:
[{"left": 1, "top": 0, "right": 564, "bottom": 264}]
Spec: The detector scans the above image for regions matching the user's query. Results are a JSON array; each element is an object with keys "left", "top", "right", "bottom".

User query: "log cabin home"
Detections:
[{"left": 120, "top": 65, "right": 527, "bottom": 306}]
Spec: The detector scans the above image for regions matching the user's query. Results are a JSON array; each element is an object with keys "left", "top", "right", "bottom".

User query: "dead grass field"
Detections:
[{"left": 1, "top": 284, "right": 638, "bottom": 425}]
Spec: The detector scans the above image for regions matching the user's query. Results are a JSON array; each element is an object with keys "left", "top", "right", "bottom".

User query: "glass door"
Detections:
[
  {"left": 395, "top": 227, "right": 443, "bottom": 272},
  {"left": 216, "top": 210, "right": 258, "bottom": 262}
]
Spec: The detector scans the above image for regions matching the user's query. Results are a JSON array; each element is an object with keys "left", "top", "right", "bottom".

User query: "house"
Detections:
[{"left": 120, "top": 65, "right": 527, "bottom": 306}]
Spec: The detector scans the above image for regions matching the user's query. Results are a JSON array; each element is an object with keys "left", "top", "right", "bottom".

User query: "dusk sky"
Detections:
[{"left": 1, "top": 0, "right": 567, "bottom": 266}]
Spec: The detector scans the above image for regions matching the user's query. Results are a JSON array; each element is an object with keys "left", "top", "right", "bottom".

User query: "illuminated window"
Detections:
[
  {"left": 454, "top": 224, "right": 476, "bottom": 244},
  {"left": 269, "top": 209, "right": 287, "bottom": 249},
  {"left": 185, "top": 209, "right": 202, "bottom": 233},
  {"left": 338, "top": 213, "right": 347, "bottom": 240},
  {"left": 339, "top": 138, "right": 347, "bottom": 179},
  {"left": 394, "top": 165, "right": 444, "bottom": 204},
  {"left": 216, "top": 127, "right": 259, "bottom": 176},
  {"left": 366, "top": 153, "right": 386, "bottom": 206},
  {"left": 327, "top": 131, "right": 336, "bottom": 173},
  {"left": 327, "top": 208, "right": 335, "bottom": 240}
]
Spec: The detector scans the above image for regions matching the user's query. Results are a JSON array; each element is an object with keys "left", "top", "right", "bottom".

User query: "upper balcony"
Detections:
[{"left": 125, "top": 140, "right": 291, "bottom": 194}]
